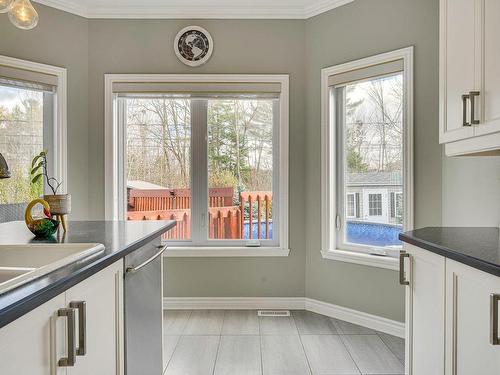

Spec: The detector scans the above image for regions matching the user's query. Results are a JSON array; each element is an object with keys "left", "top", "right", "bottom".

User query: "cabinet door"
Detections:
[
  {"left": 439, "top": 0, "right": 476, "bottom": 143},
  {"left": 475, "top": 0, "right": 500, "bottom": 137},
  {"left": 404, "top": 244, "right": 446, "bottom": 375},
  {"left": 65, "top": 260, "right": 124, "bottom": 375},
  {"left": 0, "top": 293, "right": 67, "bottom": 375},
  {"left": 445, "top": 260, "right": 500, "bottom": 375}
]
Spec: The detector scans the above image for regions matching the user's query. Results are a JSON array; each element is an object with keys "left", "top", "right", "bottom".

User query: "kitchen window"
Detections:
[
  {"left": 105, "top": 75, "right": 289, "bottom": 255},
  {"left": 321, "top": 48, "right": 413, "bottom": 268},
  {"left": 0, "top": 56, "right": 66, "bottom": 222}
]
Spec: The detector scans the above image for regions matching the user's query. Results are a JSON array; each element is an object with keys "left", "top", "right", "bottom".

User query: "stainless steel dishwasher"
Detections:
[{"left": 124, "top": 238, "right": 166, "bottom": 375}]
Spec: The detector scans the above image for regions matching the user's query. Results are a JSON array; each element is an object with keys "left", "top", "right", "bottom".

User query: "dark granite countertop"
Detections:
[
  {"left": 399, "top": 227, "right": 500, "bottom": 277},
  {"left": 0, "top": 220, "right": 175, "bottom": 328}
]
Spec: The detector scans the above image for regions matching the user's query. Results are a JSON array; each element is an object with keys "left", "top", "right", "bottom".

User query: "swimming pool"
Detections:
[
  {"left": 345, "top": 221, "right": 402, "bottom": 247},
  {"left": 243, "top": 220, "right": 402, "bottom": 247}
]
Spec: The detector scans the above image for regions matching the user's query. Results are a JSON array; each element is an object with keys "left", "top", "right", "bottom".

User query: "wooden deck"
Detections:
[{"left": 127, "top": 187, "right": 272, "bottom": 240}]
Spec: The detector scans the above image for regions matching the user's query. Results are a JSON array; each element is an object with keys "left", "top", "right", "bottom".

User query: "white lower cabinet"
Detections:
[
  {"left": 404, "top": 244, "right": 446, "bottom": 375},
  {"left": 0, "top": 293, "right": 67, "bottom": 374},
  {"left": 403, "top": 244, "right": 500, "bottom": 375},
  {"left": 445, "top": 259, "right": 500, "bottom": 375},
  {"left": 0, "top": 260, "right": 124, "bottom": 375}
]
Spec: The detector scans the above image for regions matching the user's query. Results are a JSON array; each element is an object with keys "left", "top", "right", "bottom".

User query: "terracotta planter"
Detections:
[{"left": 44, "top": 194, "right": 71, "bottom": 215}]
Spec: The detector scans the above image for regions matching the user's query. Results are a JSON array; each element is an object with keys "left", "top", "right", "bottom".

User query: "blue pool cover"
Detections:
[
  {"left": 243, "top": 220, "right": 401, "bottom": 247},
  {"left": 345, "top": 221, "right": 402, "bottom": 247}
]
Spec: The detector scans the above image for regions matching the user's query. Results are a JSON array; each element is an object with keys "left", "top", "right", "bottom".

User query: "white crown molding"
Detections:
[
  {"left": 33, "top": 0, "right": 355, "bottom": 19},
  {"left": 34, "top": 0, "right": 88, "bottom": 18},
  {"left": 162, "top": 296, "right": 405, "bottom": 338},
  {"left": 304, "top": 0, "right": 354, "bottom": 18}
]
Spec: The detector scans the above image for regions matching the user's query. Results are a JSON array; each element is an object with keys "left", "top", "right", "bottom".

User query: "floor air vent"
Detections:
[{"left": 257, "top": 310, "right": 291, "bottom": 317}]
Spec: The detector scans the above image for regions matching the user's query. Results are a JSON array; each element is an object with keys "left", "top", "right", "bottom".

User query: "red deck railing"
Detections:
[{"left": 127, "top": 187, "right": 272, "bottom": 240}]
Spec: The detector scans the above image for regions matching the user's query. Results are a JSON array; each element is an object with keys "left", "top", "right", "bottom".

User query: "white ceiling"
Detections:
[{"left": 33, "top": 0, "right": 354, "bottom": 19}]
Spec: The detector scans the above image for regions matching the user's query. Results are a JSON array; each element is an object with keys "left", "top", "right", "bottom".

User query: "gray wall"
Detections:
[
  {"left": 87, "top": 19, "right": 308, "bottom": 298},
  {"left": 442, "top": 156, "right": 500, "bottom": 226},
  {"left": 0, "top": 1, "right": 464, "bottom": 322},
  {"left": 304, "top": 0, "right": 441, "bottom": 322},
  {"left": 0, "top": 5, "right": 90, "bottom": 220}
]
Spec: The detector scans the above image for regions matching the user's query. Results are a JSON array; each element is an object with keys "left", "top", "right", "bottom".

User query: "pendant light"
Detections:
[
  {"left": 0, "top": 0, "right": 13, "bottom": 13},
  {"left": 8, "top": 0, "right": 38, "bottom": 30}
]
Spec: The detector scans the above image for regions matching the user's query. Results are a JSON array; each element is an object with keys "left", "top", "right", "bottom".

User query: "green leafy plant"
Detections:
[{"left": 30, "top": 150, "right": 62, "bottom": 195}]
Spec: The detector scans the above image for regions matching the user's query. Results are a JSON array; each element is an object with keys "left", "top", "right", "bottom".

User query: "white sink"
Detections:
[{"left": 0, "top": 243, "right": 105, "bottom": 294}]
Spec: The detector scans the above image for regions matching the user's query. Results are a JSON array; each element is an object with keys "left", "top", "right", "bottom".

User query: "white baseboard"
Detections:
[
  {"left": 304, "top": 298, "right": 405, "bottom": 338},
  {"left": 162, "top": 297, "right": 404, "bottom": 338},
  {"left": 163, "top": 297, "right": 305, "bottom": 310}
]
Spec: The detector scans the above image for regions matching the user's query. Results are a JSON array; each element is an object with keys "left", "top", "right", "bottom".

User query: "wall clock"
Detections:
[{"left": 174, "top": 26, "right": 214, "bottom": 67}]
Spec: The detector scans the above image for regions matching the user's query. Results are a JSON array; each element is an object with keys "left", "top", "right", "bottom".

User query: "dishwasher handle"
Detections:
[{"left": 126, "top": 244, "right": 167, "bottom": 273}]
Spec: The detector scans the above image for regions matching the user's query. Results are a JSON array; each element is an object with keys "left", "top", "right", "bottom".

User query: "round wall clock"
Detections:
[{"left": 174, "top": 26, "right": 214, "bottom": 67}]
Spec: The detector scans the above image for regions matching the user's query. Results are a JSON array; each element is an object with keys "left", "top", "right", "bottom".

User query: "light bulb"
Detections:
[
  {"left": 8, "top": 0, "right": 38, "bottom": 30},
  {"left": 0, "top": 0, "right": 13, "bottom": 13}
]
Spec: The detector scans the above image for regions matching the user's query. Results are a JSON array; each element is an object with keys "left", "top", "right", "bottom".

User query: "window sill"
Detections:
[
  {"left": 164, "top": 247, "right": 290, "bottom": 257},
  {"left": 321, "top": 249, "right": 399, "bottom": 271}
]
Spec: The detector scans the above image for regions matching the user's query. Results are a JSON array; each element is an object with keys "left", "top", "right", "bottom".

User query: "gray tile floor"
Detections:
[{"left": 163, "top": 310, "right": 405, "bottom": 375}]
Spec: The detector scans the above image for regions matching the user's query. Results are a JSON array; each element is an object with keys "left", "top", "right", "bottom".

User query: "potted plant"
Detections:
[{"left": 31, "top": 150, "right": 70, "bottom": 231}]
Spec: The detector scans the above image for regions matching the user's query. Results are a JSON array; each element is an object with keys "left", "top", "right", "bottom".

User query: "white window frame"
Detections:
[
  {"left": 0, "top": 55, "right": 67, "bottom": 194},
  {"left": 104, "top": 74, "right": 289, "bottom": 257},
  {"left": 321, "top": 47, "right": 414, "bottom": 271}
]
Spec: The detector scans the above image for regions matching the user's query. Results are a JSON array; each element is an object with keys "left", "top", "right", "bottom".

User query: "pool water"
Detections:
[
  {"left": 346, "top": 221, "right": 402, "bottom": 247},
  {"left": 243, "top": 220, "right": 402, "bottom": 247}
]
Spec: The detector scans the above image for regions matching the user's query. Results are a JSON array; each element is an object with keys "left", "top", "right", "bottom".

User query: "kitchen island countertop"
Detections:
[
  {"left": 0, "top": 220, "right": 175, "bottom": 328},
  {"left": 399, "top": 226, "right": 500, "bottom": 277}
]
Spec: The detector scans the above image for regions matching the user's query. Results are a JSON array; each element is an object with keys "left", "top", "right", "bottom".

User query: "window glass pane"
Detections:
[
  {"left": 0, "top": 85, "right": 44, "bottom": 221},
  {"left": 207, "top": 99, "right": 274, "bottom": 240},
  {"left": 342, "top": 73, "right": 403, "bottom": 248},
  {"left": 125, "top": 97, "right": 191, "bottom": 240}
]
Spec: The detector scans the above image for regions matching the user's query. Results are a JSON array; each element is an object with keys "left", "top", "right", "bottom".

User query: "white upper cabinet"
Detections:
[
  {"left": 440, "top": 0, "right": 476, "bottom": 143},
  {"left": 440, "top": 0, "right": 500, "bottom": 155},
  {"left": 476, "top": 0, "right": 500, "bottom": 137}
]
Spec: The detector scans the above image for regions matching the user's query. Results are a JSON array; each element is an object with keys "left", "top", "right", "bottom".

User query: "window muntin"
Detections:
[
  {"left": 118, "top": 90, "right": 282, "bottom": 248},
  {"left": 335, "top": 71, "right": 405, "bottom": 256}
]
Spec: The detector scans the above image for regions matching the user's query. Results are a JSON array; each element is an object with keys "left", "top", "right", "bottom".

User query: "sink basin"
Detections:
[{"left": 0, "top": 243, "right": 105, "bottom": 294}]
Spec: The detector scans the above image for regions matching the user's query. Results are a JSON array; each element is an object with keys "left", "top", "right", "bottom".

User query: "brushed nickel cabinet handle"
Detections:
[
  {"left": 399, "top": 251, "right": 410, "bottom": 286},
  {"left": 462, "top": 94, "right": 471, "bottom": 127},
  {"left": 126, "top": 244, "right": 167, "bottom": 273},
  {"left": 58, "top": 308, "right": 77, "bottom": 367},
  {"left": 70, "top": 301, "right": 87, "bottom": 356},
  {"left": 469, "top": 91, "right": 480, "bottom": 125},
  {"left": 491, "top": 294, "right": 500, "bottom": 345}
]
